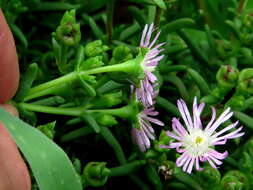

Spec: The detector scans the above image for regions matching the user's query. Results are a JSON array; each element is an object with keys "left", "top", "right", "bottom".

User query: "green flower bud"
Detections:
[
  {"left": 79, "top": 56, "right": 104, "bottom": 71},
  {"left": 238, "top": 68, "right": 253, "bottom": 95},
  {"left": 196, "top": 165, "right": 221, "bottom": 188},
  {"left": 216, "top": 65, "right": 239, "bottom": 88},
  {"left": 37, "top": 121, "right": 56, "bottom": 139},
  {"left": 56, "top": 10, "right": 81, "bottom": 46},
  {"left": 90, "top": 91, "right": 122, "bottom": 108},
  {"left": 96, "top": 114, "right": 118, "bottom": 126},
  {"left": 84, "top": 40, "right": 109, "bottom": 57},
  {"left": 110, "top": 45, "right": 133, "bottom": 64},
  {"left": 221, "top": 170, "right": 249, "bottom": 190},
  {"left": 82, "top": 162, "right": 111, "bottom": 187}
]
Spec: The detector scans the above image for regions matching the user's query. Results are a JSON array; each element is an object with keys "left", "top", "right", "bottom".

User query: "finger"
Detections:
[
  {"left": 0, "top": 124, "right": 31, "bottom": 190},
  {"left": 0, "top": 9, "right": 20, "bottom": 103},
  {"left": 0, "top": 103, "right": 31, "bottom": 190}
]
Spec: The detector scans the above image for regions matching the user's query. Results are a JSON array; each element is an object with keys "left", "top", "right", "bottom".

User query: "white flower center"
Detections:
[
  {"left": 182, "top": 129, "right": 212, "bottom": 157},
  {"left": 141, "top": 51, "right": 155, "bottom": 72}
]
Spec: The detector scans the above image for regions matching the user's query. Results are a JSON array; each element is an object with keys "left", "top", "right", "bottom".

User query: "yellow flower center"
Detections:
[{"left": 195, "top": 136, "right": 203, "bottom": 144}]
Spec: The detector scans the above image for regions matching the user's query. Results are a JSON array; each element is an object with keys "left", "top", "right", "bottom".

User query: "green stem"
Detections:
[
  {"left": 61, "top": 127, "right": 93, "bottom": 142},
  {"left": 100, "top": 127, "right": 149, "bottom": 190},
  {"left": 89, "top": 104, "right": 134, "bottom": 119},
  {"left": 106, "top": 0, "right": 115, "bottom": 43},
  {"left": 26, "top": 59, "right": 138, "bottom": 101},
  {"left": 100, "top": 127, "right": 126, "bottom": 164},
  {"left": 19, "top": 103, "right": 135, "bottom": 119},
  {"left": 110, "top": 160, "right": 146, "bottom": 177},
  {"left": 31, "top": 96, "right": 65, "bottom": 106},
  {"left": 85, "top": 60, "right": 136, "bottom": 75},
  {"left": 24, "top": 83, "right": 67, "bottom": 102},
  {"left": 27, "top": 72, "right": 78, "bottom": 97},
  {"left": 19, "top": 103, "right": 83, "bottom": 116}
]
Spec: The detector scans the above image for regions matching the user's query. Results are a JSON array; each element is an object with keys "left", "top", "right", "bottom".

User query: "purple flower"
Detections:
[
  {"left": 136, "top": 23, "right": 164, "bottom": 108},
  {"left": 130, "top": 23, "right": 165, "bottom": 152},
  {"left": 162, "top": 97, "right": 244, "bottom": 173},
  {"left": 132, "top": 107, "right": 164, "bottom": 152}
]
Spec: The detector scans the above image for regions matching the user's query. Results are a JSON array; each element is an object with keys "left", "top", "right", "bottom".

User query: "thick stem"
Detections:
[
  {"left": 27, "top": 72, "right": 78, "bottom": 97},
  {"left": 19, "top": 103, "right": 135, "bottom": 119},
  {"left": 26, "top": 59, "right": 138, "bottom": 101},
  {"left": 19, "top": 103, "right": 83, "bottom": 116}
]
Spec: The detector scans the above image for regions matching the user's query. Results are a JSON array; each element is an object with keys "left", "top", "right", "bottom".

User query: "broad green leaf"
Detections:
[{"left": 0, "top": 108, "right": 82, "bottom": 190}]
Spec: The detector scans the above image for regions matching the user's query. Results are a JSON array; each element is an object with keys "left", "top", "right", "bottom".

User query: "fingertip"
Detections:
[{"left": 0, "top": 9, "right": 20, "bottom": 103}]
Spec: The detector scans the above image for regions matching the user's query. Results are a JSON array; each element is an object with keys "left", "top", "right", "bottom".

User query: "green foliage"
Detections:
[{"left": 0, "top": 108, "right": 82, "bottom": 190}]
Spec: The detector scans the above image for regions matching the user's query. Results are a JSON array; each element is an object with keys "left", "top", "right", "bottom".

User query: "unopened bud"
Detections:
[
  {"left": 56, "top": 10, "right": 81, "bottom": 46},
  {"left": 82, "top": 162, "right": 110, "bottom": 187},
  {"left": 84, "top": 40, "right": 109, "bottom": 57}
]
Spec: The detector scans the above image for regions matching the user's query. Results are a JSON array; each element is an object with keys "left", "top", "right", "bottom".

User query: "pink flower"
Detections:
[
  {"left": 132, "top": 107, "right": 164, "bottom": 152},
  {"left": 131, "top": 23, "right": 165, "bottom": 152},
  {"left": 136, "top": 23, "right": 164, "bottom": 108},
  {"left": 162, "top": 97, "right": 244, "bottom": 173}
]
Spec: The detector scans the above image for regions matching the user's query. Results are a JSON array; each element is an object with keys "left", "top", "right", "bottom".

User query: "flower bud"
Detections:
[
  {"left": 96, "top": 114, "right": 118, "bottom": 126},
  {"left": 84, "top": 40, "right": 109, "bottom": 57},
  {"left": 82, "top": 162, "right": 110, "bottom": 187},
  {"left": 37, "top": 121, "right": 56, "bottom": 139},
  {"left": 238, "top": 68, "right": 253, "bottom": 95},
  {"left": 220, "top": 170, "right": 249, "bottom": 190},
  {"left": 56, "top": 10, "right": 81, "bottom": 46},
  {"left": 79, "top": 56, "right": 104, "bottom": 71},
  {"left": 216, "top": 65, "right": 239, "bottom": 88},
  {"left": 90, "top": 91, "right": 122, "bottom": 108},
  {"left": 110, "top": 45, "right": 133, "bottom": 64},
  {"left": 196, "top": 165, "right": 220, "bottom": 188}
]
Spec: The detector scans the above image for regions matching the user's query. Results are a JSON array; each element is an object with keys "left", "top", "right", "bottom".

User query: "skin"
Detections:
[{"left": 0, "top": 9, "right": 31, "bottom": 190}]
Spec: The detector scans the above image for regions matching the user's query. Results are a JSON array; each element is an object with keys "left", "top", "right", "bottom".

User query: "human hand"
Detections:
[{"left": 0, "top": 9, "right": 31, "bottom": 190}]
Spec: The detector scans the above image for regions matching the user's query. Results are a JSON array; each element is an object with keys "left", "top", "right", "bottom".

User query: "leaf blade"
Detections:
[{"left": 0, "top": 108, "right": 82, "bottom": 190}]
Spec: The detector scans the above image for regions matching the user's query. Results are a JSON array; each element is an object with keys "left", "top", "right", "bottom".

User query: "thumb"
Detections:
[{"left": 0, "top": 9, "right": 20, "bottom": 103}]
